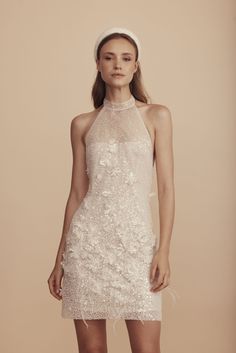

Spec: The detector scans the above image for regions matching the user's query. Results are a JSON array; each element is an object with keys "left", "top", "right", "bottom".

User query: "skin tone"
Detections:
[{"left": 48, "top": 37, "right": 175, "bottom": 353}]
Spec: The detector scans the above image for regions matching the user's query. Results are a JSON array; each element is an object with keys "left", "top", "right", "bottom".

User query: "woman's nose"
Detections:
[{"left": 114, "top": 60, "right": 122, "bottom": 69}]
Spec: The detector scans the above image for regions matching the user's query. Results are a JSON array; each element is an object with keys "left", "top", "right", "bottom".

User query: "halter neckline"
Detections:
[{"left": 103, "top": 95, "right": 136, "bottom": 111}]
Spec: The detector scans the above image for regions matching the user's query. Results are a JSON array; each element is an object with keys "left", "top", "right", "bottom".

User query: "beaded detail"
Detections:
[
  {"left": 60, "top": 94, "right": 179, "bottom": 333},
  {"left": 103, "top": 95, "right": 136, "bottom": 111}
]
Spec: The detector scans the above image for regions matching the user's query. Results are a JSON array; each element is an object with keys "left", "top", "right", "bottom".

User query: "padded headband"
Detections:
[{"left": 94, "top": 27, "right": 141, "bottom": 61}]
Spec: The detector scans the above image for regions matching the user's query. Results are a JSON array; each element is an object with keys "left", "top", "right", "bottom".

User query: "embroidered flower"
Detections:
[
  {"left": 124, "top": 171, "right": 137, "bottom": 185},
  {"left": 96, "top": 173, "right": 103, "bottom": 180},
  {"left": 67, "top": 247, "right": 79, "bottom": 259},
  {"left": 108, "top": 143, "right": 118, "bottom": 154},
  {"left": 72, "top": 222, "right": 82, "bottom": 236},
  {"left": 99, "top": 158, "right": 112, "bottom": 167},
  {"left": 102, "top": 190, "right": 112, "bottom": 197}
]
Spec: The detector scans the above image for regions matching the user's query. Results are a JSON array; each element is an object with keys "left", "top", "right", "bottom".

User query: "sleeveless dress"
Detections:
[{"left": 60, "top": 94, "right": 179, "bottom": 332}]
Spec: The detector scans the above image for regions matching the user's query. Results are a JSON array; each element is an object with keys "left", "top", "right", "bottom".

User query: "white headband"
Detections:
[{"left": 94, "top": 27, "right": 141, "bottom": 61}]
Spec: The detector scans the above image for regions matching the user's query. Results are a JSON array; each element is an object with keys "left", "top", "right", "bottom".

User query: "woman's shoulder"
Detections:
[
  {"left": 136, "top": 99, "right": 172, "bottom": 125},
  {"left": 70, "top": 107, "right": 102, "bottom": 136},
  {"left": 136, "top": 98, "right": 170, "bottom": 113},
  {"left": 71, "top": 106, "right": 100, "bottom": 123}
]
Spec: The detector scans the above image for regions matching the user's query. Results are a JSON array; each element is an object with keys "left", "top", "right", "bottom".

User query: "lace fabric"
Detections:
[{"left": 60, "top": 94, "right": 179, "bottom": 333}]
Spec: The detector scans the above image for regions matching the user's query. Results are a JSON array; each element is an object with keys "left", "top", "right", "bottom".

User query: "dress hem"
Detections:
[{"left": 61, "top": 315, "right": 162, "bottom": 334}]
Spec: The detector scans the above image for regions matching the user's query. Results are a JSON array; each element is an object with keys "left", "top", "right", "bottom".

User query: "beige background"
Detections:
[{"left": 1, "top": 0, "right": 235, "bottom": 352}]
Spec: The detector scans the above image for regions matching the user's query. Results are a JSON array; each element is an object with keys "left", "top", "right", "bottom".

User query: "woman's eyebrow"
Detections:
[{"left": 103, "top": 51, "right": 133, "bottom": 56}]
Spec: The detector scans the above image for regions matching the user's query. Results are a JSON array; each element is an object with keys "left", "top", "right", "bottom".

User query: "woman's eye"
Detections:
[{"left": 104, "top": 57, "right": 131, "bottom": 61}]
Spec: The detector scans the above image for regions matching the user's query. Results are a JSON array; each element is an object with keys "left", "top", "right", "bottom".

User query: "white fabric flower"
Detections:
[
  {"left": 96, "top": 173, "right": 103, "bottom": 180},
  {"left": 102, "top": 190, "right": 112, "bottom": 197},
  {"left": 124, "top": 171, "right": 137, "bottom": 185},
  {"left": 108, "top": 143, "right": 118, "bottom": 153},
  {"left": 99, "top": 158, "right": 112, "bottom": 167}
]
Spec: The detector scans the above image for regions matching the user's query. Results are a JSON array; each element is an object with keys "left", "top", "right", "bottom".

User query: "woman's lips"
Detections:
[{"left": 112, "top": 74, "right": 125, "bottom": 77}]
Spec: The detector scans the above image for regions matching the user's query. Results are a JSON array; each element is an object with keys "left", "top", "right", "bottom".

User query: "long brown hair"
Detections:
[{"left": 91, "top": 32, "right": 150, "bottom": 109}]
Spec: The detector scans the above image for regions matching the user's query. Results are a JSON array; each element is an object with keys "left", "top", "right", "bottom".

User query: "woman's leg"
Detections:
[
  {"left": 73, "top": 319, "right": 108, "bottom": 353},
  {"left": 125, "top": 320, "right": 161, "bottom": 353}
]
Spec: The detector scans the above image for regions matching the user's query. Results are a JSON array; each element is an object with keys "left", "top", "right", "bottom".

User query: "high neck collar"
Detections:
[{"left": 103, "top": 95, "right": 136, "bottom": 111}]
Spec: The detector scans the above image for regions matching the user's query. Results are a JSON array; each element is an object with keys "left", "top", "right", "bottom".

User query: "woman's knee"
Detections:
[
  {"left": 73, "top": 319, "right": 107, "bottom": 353},
  {"left": 79, "top": 343, "right": 107, "bottom": 353}
]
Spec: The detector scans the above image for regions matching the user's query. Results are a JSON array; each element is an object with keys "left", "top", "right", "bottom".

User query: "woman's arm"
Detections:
[
  {"left": 154, "top": 105, "right": 175, "bottom": 254},
  {"left": 54, "top": 114, "right": 89, "bottom": 268},
  {"left": 149, "top": 105, "right": 175, "bottom": 292}
]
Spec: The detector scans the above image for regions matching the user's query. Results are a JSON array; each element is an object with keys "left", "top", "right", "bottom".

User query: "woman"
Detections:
[{"left": 48, "top": 27, "right": 177, "bottom": 353}]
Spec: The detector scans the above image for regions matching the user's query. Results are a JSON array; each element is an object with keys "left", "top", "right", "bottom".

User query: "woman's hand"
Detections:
[
  {"left": 47, "top": 263, "right": 64, "bottom": 300},
  {"left": 149, "top": 248, "right": 171, "bottom": 292}
]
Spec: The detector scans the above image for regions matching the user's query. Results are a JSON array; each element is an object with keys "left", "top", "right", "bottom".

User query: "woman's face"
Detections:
[{"left": 97, "top": 38, "right": 139, "bottom": 87}]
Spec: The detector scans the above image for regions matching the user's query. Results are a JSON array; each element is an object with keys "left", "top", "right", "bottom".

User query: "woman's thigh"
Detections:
[
  {"left": 73, "top": 319, "right": 108, "bottom": 353},
  {"left": 125, "top": 319, "right": 161, "bottom": 353}
]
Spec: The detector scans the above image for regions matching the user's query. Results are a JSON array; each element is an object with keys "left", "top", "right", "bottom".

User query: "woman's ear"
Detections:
[
  {"left": 134, "top": 61, "right": 139, "bottom": 73},
  {"left": 96, "top": 59, "right": 100, "bottom": 72}
]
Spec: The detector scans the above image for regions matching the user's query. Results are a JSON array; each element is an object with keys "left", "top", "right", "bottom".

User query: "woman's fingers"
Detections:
[
  {"left": 150, "top": 262, "right": 157, "bottom": 283},
  {"left": 150, "top": 271, "right": 164, "bottom": 291},
  {"left": 151, "top": 272, "right": 170, "bottom": 292},
  {"left": 55, "top": 278, "right": 63, "bottom": 299},
  {"left": 150, "top": 253, "right": 160, "bottom": 282},
  {"left": 47, "top": 270, "right": 63, "bottom": 300}
]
